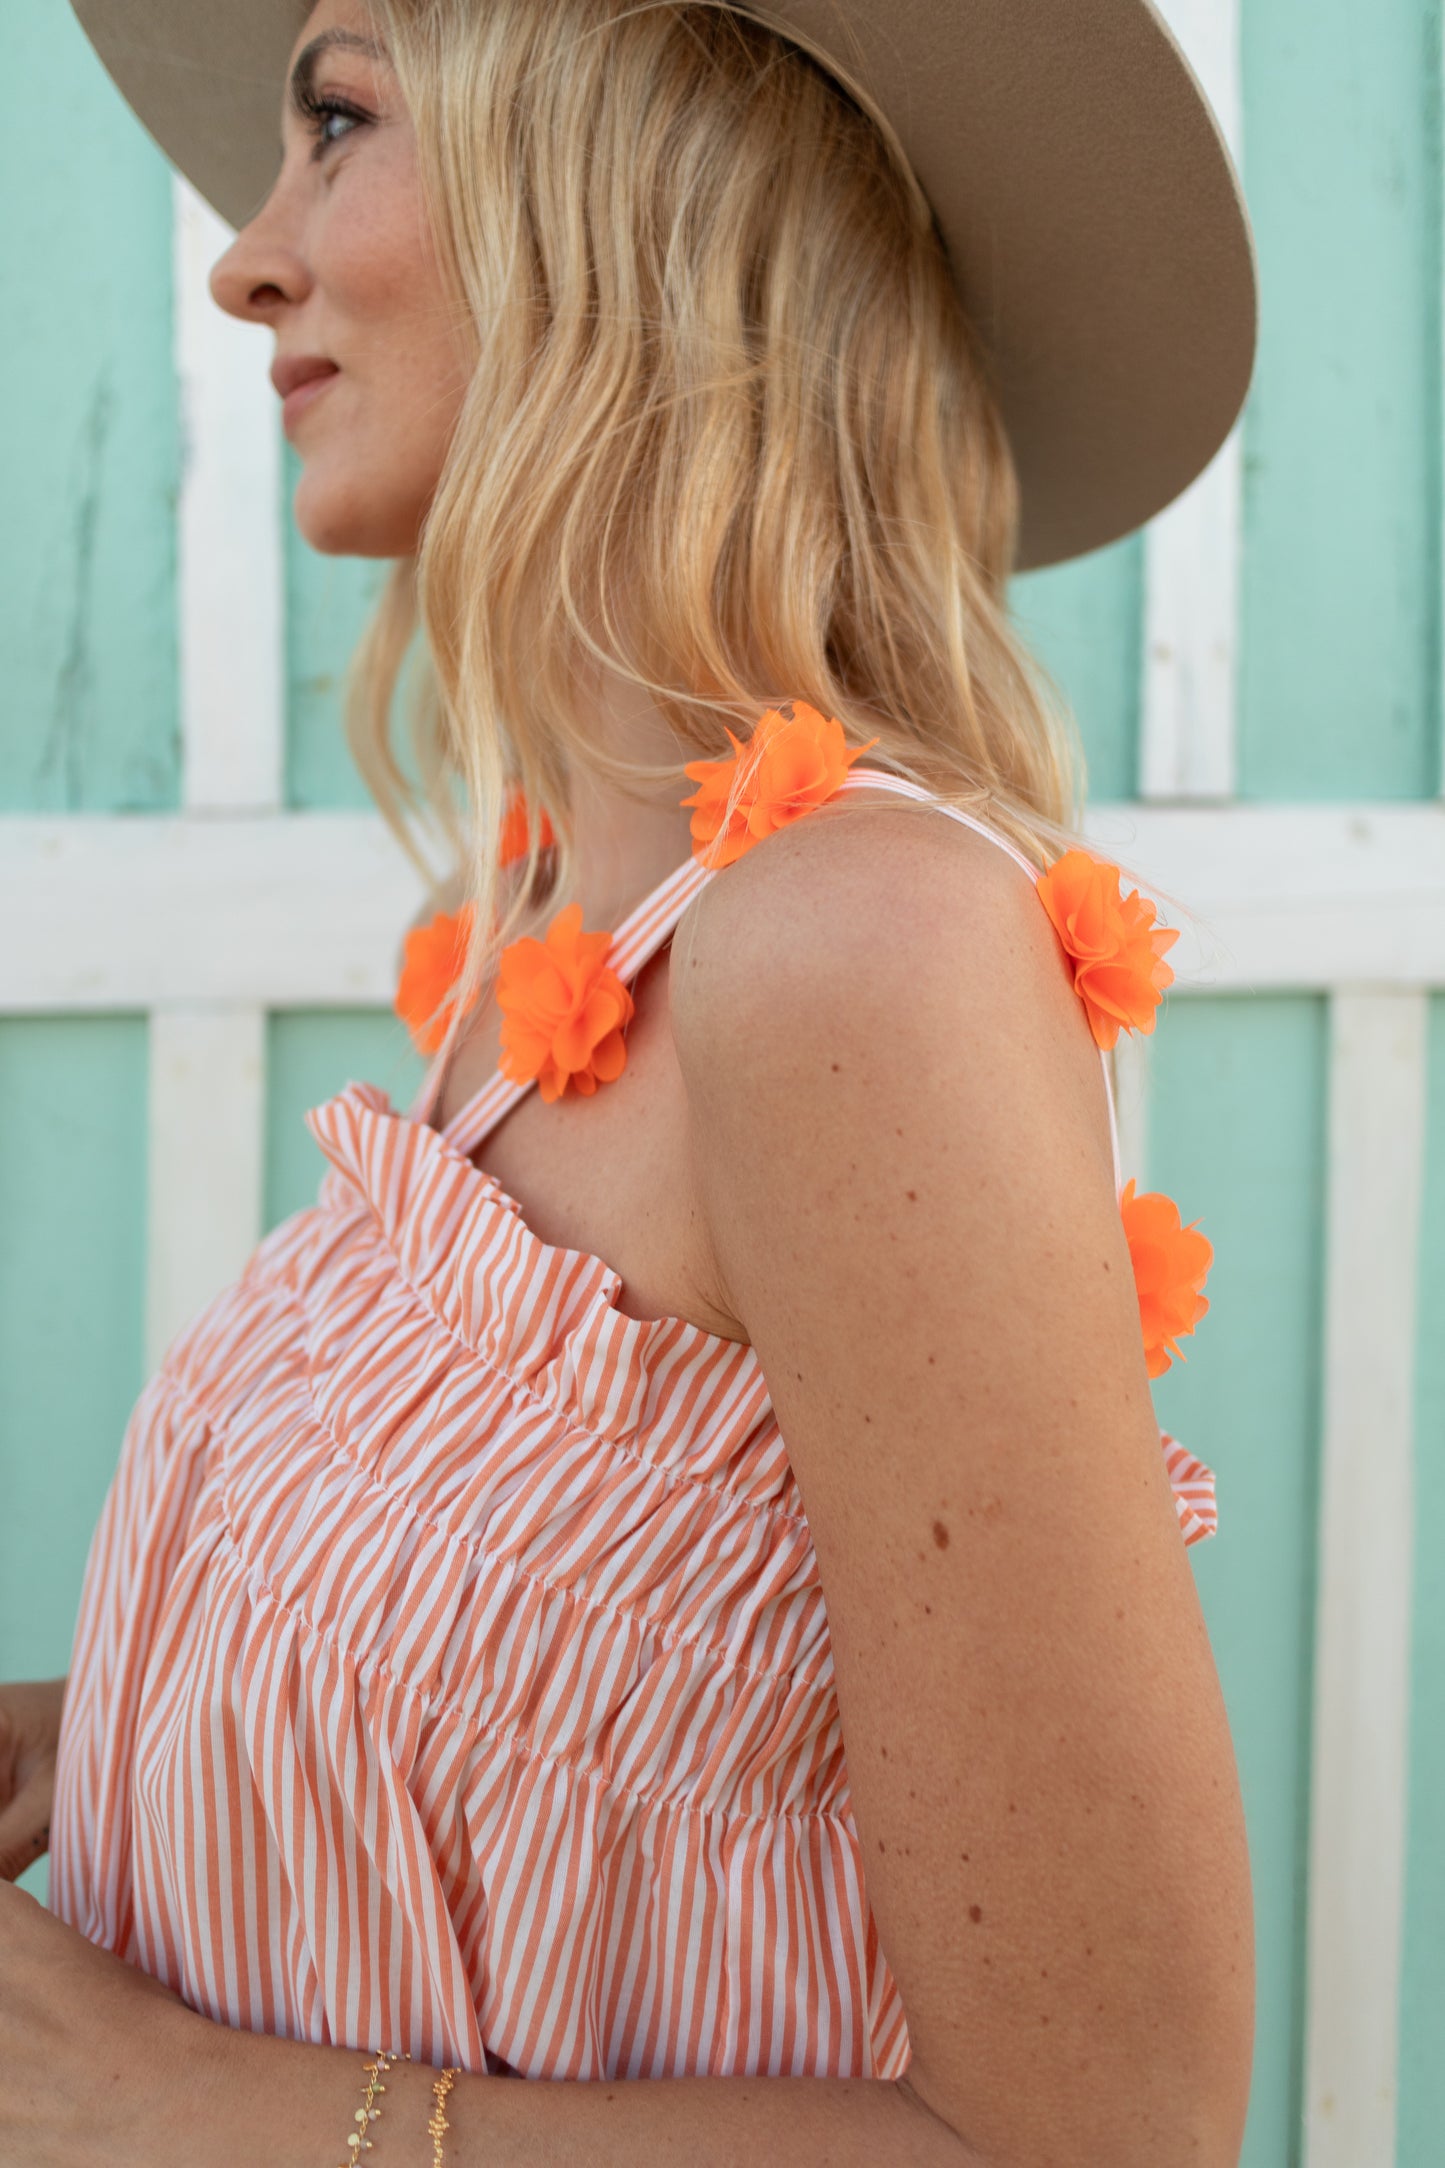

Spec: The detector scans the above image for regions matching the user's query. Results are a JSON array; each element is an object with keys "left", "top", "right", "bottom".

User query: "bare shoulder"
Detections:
[
  {"left": 669, "top": 787, "right": 1113, "bottom": 1185},
  {"left": 673, "top": 785, "right": 1040, "bottom": 978}
]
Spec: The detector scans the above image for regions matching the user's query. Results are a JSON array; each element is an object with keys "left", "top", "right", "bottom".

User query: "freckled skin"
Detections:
[
  {"left": 208, "top": 0, "right": 473, "bottom": 559},
  {"left": 932, "top": 1519, "right": 949, "bottom": 1548}
]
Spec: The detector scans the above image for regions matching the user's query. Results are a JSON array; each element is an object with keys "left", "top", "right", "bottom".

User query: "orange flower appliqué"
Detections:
[
  {"left": 681, "top": 701, "right": 880, "bottom": 869},
  {"left": 395, "top": 904, "right": 476, "bottom": 1056},
  {"left": 499, "top": 786, "right": 555, "bottom": 868},
  {"left": 396, "top": 795, "right": 557, "bottom": 1054},
  {"left": 496, "top": 901, "right": 636, "bottom": 1103},
  {"left": 1119, "top": 1178, "right": 1213, "bottom": 1379},
  {"left": 1035, "top": 849, "right": 1179, "bottom": 1050}
]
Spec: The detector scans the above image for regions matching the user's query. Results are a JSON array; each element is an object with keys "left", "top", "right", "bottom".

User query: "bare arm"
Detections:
[
  {"left": 667, "top": 800, "right": 1255, "bottom": 2165},
  {"left": 3, "top": 1879, "right": 973, "bottom": 2167},
  {"left": 183, "top": 2022, "right": 976, "bottom": 2166}
]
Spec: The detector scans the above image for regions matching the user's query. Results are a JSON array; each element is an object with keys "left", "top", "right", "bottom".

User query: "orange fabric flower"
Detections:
[
  {"left": 499, "top": 787, "right": 555, "bottom": 869},
  {"left": 496, "top": 901, "right": 636, "bottom": 1103},
  {"left": 1035, "top": 849, "right": 1179, "bottom": 1050},
  {"left": 1119, "top": 1178, "right": 1213, "bottom": 1379},
  {"left": 395, "top": 793, "right": 554, "bottom": 1055},
  {"left": 681, "top": 700, "right": 880, "bottom": 869},
  {"left": 395, "top": 904, "right": 476, "bottom": 1056}
]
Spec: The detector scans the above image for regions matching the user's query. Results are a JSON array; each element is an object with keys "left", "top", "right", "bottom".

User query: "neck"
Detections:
[{"left": 565, "top": 667, "right": 704, "bottom": 928}]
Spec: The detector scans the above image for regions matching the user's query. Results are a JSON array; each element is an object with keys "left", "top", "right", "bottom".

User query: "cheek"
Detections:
[
  {"left": 292, "top": 163, "right": 470, "bottom": 552},
  {"left": 292, "top": 292, "right": 468, "bottom": 554},
  {"left": 369, "top": 300, "right": 469, "bottom": 481},
  {"left": 331, "top": 197, "right": 467, "bottom": 421}
]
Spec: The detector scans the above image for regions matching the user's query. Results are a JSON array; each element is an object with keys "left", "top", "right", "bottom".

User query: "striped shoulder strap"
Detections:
[
  {"left": 434, "top": 763, "right": 1122, "bottom": 1195},
  {"left": 438, "top": 847, "right": 718, "bottom": 1160}
]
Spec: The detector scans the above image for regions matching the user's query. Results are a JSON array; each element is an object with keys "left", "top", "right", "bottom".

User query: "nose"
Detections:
[{"left": 209, "top": 173, "right": 312, "bottom": 323}]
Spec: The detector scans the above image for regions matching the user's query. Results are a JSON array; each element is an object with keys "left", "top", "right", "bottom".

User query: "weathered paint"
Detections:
[
  {"left": 1238, "top": 0, "right": 1441, "bottom": 802},
  {"left": 0, "top": 5, "right": 179, "bottom": 811}
]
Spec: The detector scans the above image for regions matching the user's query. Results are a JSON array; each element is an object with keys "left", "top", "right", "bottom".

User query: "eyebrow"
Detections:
[{"left": 282, "top": 28, "right": 388, "bottom": 151}]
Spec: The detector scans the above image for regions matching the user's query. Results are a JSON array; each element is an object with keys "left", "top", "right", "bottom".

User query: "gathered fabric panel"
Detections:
[{"left": 50, "top": 1084, "right": 910, "bottom": 2078}]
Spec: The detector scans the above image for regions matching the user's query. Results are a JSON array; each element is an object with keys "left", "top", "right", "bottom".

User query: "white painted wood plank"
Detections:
[
  {"left": 1302, "top": 990, "right": 1427, "bottom": 2168},
  {"left": 1140, "top": 433, "right": 1243, "bottom": 801},
  {"left": 6, "top": 804, "right": 1445, "bottom": 1008},
  {"left": 1108, "top": 1031, "right": 1152, "bottom": 1195},
  {"left": 145, "top": 1007, "right": 267, "bottom": 1372},
  {"left": 0, "top": 815, "right": 427, "bottom": 1008},
  {"left": 1082, "top": 800, "right": 1445, "bottom": 988},
  {"left": 173, "top": 177, "right": 284, "bottom": 813},
  {"left": 1140, "top": 0, "right": 1244, "bottom": 803}
]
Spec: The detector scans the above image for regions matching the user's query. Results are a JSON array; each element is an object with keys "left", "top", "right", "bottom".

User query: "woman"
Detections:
[{"left": 0, "top": 0, "right": 1256, "bottom": 2160}]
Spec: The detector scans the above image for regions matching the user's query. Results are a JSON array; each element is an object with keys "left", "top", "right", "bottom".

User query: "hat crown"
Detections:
[{"left": 68, "top": 0, "right": 1256, "bottom": 566}]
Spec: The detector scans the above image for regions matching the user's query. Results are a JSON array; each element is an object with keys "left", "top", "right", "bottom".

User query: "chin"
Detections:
[{"left": 291, "top": 467, "right": 429, "bottom": 558}]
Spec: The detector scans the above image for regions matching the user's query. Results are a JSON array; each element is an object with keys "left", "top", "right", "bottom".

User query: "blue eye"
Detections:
[{"left": 296, "top": 88, "right": 368, "bottom": 158}]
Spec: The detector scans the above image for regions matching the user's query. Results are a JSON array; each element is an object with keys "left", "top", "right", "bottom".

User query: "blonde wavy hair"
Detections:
[{"left": 345, "top": 0, "right": 1102, "bottom": 1021}]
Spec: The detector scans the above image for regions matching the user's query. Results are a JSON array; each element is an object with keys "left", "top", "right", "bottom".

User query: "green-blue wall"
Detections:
[
  {"left": 3, "top": 5, "right": 1443, "bottom": 2159},
  {"left": 1400, "top": 992, "right": 1445, "bottom": 2165},
  {"left": 0, "top": 7, "right": 179, "bottom": 810}
]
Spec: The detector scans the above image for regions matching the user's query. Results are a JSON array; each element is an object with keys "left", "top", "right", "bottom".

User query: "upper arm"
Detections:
[{"left": 671, "top": 804, "right": 1254, "bottom": 2166}]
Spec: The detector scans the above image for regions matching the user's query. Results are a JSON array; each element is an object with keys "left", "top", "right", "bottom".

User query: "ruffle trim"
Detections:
[
  {"left": 308, "top": 1082, "right": 778, "bottom": 1475},
  {"left": 306, "top": 1082, "right": 1217, "bottom": 1551}
]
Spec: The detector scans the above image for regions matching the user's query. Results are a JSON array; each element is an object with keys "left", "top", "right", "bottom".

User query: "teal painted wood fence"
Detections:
[{"left": 2, "top": 4, "right": 1442, "bottom": 2160}]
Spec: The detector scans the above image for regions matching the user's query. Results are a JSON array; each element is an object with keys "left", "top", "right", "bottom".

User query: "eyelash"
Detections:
[{"left": 295, "top": 86, "right": 369, "bottom": 158}]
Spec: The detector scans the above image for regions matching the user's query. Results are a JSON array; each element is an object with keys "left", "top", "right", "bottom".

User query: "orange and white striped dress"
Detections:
[{"left": 49, "top": 768, "right": 1216, "bottom": 2080}]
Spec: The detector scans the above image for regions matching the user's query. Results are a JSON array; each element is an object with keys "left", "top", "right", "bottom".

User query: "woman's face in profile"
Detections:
[{"left": 209, "top": 0, "right": 471, "bottom": 556}]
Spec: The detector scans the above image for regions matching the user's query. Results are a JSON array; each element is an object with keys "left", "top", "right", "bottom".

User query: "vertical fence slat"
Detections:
[
  {"left": 173, "top": 175, "right": 283, "bottom": 813},
  {"left": 1140, "top": 0, "right": 1244, "bottom": 802},
  {"left": 1108, "top": 1030, "right": 1152, "bottom": 1194},
  {"left": 146, "top": 176, "right": 277, "bottom": 1368},
  {"left": 1303, "top": 988, "right": 1428, "bottom": 2167}
]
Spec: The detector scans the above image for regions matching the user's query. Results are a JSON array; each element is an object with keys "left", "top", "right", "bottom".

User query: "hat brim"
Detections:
[{"left": 71, "top": 0, "right": 1257, "bottom": 570}]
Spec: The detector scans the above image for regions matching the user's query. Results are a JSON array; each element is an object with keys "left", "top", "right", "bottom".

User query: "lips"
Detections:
[
  {"left": 271, "top": 353, "right": 340, "bottom": 400},
  {"left": 274, "top": 358, "right": 341, "bottom": 436}
]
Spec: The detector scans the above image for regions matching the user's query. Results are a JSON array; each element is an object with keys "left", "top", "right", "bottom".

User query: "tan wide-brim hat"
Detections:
[{"left": 70, "top": 0, "right": 1257, "bottom": 569}]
